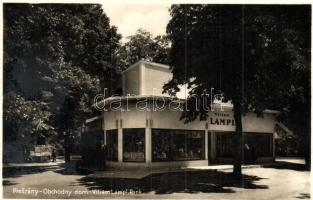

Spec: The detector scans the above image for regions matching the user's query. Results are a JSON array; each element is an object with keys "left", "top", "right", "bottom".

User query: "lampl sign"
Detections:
[{"left": 209, "top": 112, "right": 235, "bottom": 126}]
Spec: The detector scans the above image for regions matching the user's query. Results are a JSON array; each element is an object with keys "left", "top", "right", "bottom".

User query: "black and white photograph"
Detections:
[{"left": 1, "top": 2, "right": 311, "bottom": 199}]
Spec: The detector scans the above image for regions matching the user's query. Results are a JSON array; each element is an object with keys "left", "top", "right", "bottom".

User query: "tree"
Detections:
[
  {"left": 115, "top": 29, "right": 170, "bottom": 71},
  {"left": 164, "top": 5, "right": 310, "bottom": 176},
  {"left": 3, "top": 4, "right": 121, "bottom": 161}
]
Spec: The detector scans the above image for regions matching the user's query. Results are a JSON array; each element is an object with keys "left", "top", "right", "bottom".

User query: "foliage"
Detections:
[
  {"left": 3, "top": 92, "right": 53, "bottom": 140},
  {"left": 3, "top": 4, "right": 121, "bottom": 145},
  {"left": 115, "top": 29, "right": 170, "bottom": 71}
]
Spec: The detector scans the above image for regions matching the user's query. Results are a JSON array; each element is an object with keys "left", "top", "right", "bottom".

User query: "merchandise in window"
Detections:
[
  {"left": 123, "top": 128, "right": 145, "bottom": 162},
  {"left": 152, "top": 129, "right": 205, "bottom": 162}
]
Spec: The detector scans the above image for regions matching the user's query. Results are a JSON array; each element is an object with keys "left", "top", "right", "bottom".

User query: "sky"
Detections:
[{"left": 101, "top": 4, "right": 171, "bottom": 42}]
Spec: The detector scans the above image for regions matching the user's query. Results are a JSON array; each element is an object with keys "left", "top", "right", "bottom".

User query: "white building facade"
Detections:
[{"left": 84, "top": 60, "right": 278, "bottom": 169}]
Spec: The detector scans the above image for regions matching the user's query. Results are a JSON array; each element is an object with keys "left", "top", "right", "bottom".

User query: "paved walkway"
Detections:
[
  {"left": 4, "top": 157, "right": 306, "bottom": 180},
  {"left": 3, "top": 160, "right": 64, "bottom": 168},
  {"left": 88, "top": 157, "right": 306, "bottom": 180},
  {"left": 275, "top": 157, "right": 306, "bottom": 164},
  {"left": 3, "top": 159, "right": 310, "bottom": 199}
]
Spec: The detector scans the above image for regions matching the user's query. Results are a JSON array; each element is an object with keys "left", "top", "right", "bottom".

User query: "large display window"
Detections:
[
  {"left": 215, "top": 132, "right": 273, "bottom": 159},
  {"left": 216, "top": 132, "right": 234, "bottom": 158},
  {"left": 152, "top": 129, "right": 205, "bottom": 162},
  {"left": 123, "top": 128, "right": 145, "bottom": 162},
  {"left": 106, "top": 129, "right": 118, "bottom": 161},
  {"left": 244, "top": 132, "right": 273, "bottom": 157}
]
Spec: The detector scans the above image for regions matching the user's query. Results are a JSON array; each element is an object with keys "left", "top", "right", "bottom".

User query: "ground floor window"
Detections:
[
  {"left": 216, "top": 132, "right": 233, "bottom": 158},
  {"left": 106, "top": 129, "right": 118, "bottom": 161},
  {"left": 244, "top": 132, "right": 273, "bottom": 157},
  {"left": 123, "top": 128, "right": 145, "bottom": 162},
  {"left": 215, "top": 132, "right": 273, "bottom": 159},
  {"left": 152, "top": 129, "right": 205, "bottom": 162}
]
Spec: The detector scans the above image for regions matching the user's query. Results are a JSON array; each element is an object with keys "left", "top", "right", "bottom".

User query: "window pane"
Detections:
[
  {"left": 123, "top": 129, "right": 145, "bottom": 162},
  {"left": 106, "top": 130, "right": 118, "bottom": 161},
  {"left": 216, "top": 132, "right": 234, "bottom": 158},
  {"left": 244, "top": 133, "right": 273, "bottom": 157},
  {"left": 152, "top": 129, "right": 204, "bottom": 162},
  {"left": 186, "top": 131, "right": 205, "bottom": 159},
  {"left": 215, "top": 132, "right": 273, "bottom": 159},
  {"left": 152, "top": 129, "right": 171, "bottom": 161}
]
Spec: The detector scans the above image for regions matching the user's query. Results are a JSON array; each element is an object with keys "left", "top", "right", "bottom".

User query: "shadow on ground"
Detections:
[
  {"left": 3, "top": 160, "right": 85, "bottom": 178},
  {"left": 262, "top": 161, "right": 308, "bottom": 171},
  {"left": 3, "top": 165, "right": 59, "bottom": 178},
  {"left": 3, "top": 180, "right": 18, "bottom": 186},
  {"left": 78, "top": 170, "right": 268, "bottom": 194},
  {"left": 296, "top": 193, "right": 310, "bottom": 199},
  {"left": 53, "top": 162, "right": 84, "bottom": 175}
]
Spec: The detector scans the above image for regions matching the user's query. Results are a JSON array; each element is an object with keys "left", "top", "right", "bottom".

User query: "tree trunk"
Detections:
[
  {"left": 233, "top": 101, "right": 243, "bottom": 178},
  {"left": 303, "top": 131, "right": 311, "bottom": 170}
]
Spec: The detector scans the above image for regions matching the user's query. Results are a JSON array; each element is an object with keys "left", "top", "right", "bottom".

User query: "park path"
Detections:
[{"left": 2, "top": 159, "right": 310, "bottom": 199}]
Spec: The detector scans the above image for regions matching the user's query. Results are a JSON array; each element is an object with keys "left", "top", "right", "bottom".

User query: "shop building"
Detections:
[{"left": 82, "top": 60, "right": 279, "bottom": 169}]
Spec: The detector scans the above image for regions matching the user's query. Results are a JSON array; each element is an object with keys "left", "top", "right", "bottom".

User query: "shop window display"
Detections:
[
  {"left": 123, "top": 128, "right": 145, "bottom": 162},
  {"left": 152, "top": 129, "right": 205, "bottom": 162},
  {"left": 215, "top": 132, "right": 273, "bottom": 159}
]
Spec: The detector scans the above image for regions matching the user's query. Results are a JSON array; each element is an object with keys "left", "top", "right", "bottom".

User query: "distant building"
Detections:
[{"left": 83, "top": 60, "right": 280, "bottom": 169}]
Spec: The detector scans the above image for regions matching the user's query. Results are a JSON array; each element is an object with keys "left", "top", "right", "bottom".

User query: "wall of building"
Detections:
[
  {"left": 151, "top": 108, "right": 205, "bottom": 130},
  {"left": 103, "top": 104, "right": 147, "bottom": 130},
  {"left": 106, "top": 160, "right": 208, "bottom": 169},
  {"left": 103, "top": 102, "right": 277, "bottom": 133},
  {"left": 143, "top": 63, "right": 172, "bottom": 96},
  {"left": 122, "top": 61, "right": 189, "bottom": 98},
  {"left": 103, "top": 110, "right": 117, "bottom": 130},
  {"left": 242, "top": 112, "right": 276, "bottom": 133},
  {"left": 123, "top": 64, "right": 140, "bottom": 95}
]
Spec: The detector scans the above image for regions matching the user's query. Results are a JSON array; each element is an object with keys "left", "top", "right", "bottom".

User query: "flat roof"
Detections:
[
  {"left": 85, "top": 115, "right": 103, "bottom": 124},
  {"left": 122, "top": 59, "right": 170, "bottom": 74}
]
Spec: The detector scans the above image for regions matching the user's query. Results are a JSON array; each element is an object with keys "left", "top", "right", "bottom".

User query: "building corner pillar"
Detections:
[
  {"left": 210, "top": 131, "right": 216, "bottom": 161},
  {"left": 205, "top": 130, "right": 209, "bottom": 160},
  {"left": 145, "top": 127, "right": 152, "bottom": 164},
  {"left": 102, "top": 112, "right": 106, "bottom": 145},
  {"left": 118, "top": 127, "right": 123, "bottom": 163}
]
